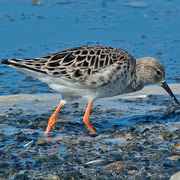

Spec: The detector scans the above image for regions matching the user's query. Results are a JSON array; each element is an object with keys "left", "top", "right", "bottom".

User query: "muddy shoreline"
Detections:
[{"left": 0, "top": 85, "right": 180, "bottom": 179}]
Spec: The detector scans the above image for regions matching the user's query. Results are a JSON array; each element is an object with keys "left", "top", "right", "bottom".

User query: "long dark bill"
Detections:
[{"left": 161, "top": 81, "right": 180, "bottom": 105}]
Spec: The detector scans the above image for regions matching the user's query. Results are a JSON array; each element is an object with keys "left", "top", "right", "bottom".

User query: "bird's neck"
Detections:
[{"left": 127, "top": 59, "right": 147, "bottom": 93}]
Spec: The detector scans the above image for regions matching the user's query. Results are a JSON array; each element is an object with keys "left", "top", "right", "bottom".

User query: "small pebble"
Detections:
[
  {"left": 106, "top": 161, "right": 124, "bottom": 170},
  {"left": 37, "top": 139, "right": 46, "bottom": 145}
]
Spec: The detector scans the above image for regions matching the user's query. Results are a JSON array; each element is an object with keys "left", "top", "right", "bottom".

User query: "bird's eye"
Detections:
[{"left": 155, "top": 69, "right": 161, "bottom": 75}]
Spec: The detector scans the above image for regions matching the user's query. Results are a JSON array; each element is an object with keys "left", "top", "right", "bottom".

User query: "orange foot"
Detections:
[
  {"left": 44, "top": 103, "right": 62, "bottom": 136},
  {"left": 83, "top": 101, "right": 96, "bottom": 134}
]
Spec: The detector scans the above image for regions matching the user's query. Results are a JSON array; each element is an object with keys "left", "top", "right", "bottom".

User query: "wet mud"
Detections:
[{"left": 0, "top": 90, "right": 180, "bottom": 180}]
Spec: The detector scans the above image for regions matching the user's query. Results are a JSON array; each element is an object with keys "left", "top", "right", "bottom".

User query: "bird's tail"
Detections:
[{"left": 1, "top": 58, "right": 47, "bottom": 74}]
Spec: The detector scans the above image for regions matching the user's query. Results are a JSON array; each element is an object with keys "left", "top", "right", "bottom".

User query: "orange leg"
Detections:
[
  {"left": 44, "top": 103, "right": 62, "bottom": 136},
  {"left": 83, "top": 101, "right": 96, "bottom": 134}
]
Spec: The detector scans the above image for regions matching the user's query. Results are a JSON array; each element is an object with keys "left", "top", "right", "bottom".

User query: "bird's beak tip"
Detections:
[{"left": 161, "top": 81, "right": 180, "bottom": 105}]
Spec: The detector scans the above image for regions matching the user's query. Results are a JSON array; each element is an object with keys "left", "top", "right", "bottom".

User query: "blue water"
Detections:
[{"left": 0, "top": 0, "right": 180, "bottom": 95}]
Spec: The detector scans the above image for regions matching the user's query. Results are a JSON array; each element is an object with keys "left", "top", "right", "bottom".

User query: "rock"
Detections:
[
  {"left": 37, "top": 139, "right": 47, "bottom": 145},
  {"left": 0, "top": 162, "right": 10, "bottom": 168},
  {"left": 106, "top": 161, "right": 124, "bottom": 170},
  {"left": 45, "top": 174, "right": 60, "bottom": 180},
  {"left": 170, "top": 171, "right": 180, "bottom": 180},
  {"left": 168, "top": 156, "right": 180, "bottom": 160}
]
